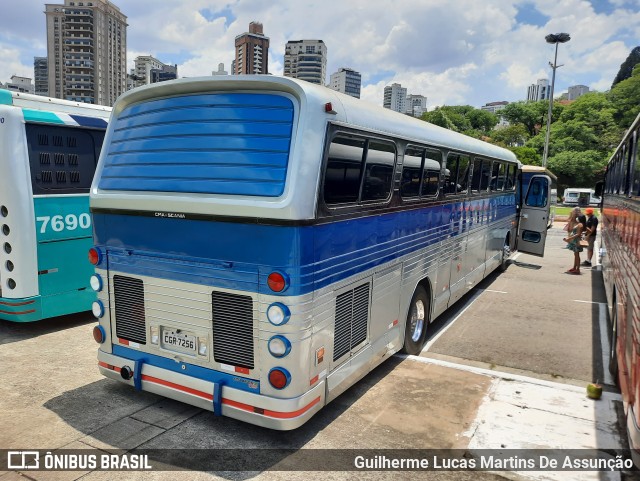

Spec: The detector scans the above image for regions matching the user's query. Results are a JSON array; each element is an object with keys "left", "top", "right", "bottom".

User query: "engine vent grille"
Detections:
[
  {"left": 212, "top": 291, "right": 254, "bottom": 369},
  {"left": 333, "top": 282, "right": 370, "bottom": 362},
  {"left": 113, "top": 275, "right": 146, "bottom": 344}
]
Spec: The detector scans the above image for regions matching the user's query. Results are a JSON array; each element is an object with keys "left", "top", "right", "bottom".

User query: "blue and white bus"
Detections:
[
  {"left": 90, "top": 76, "right": 551, "bottom": 429},
  {"left": 0, "top": 90, "right": 110, "bottom": 322}
]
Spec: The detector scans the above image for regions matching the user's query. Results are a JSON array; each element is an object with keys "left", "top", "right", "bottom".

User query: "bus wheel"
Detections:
[
  {"left": 498, "top": 238, "right": 511, "bottom": 272},
  {"left": 609, "top": 304, "right": 619, "bottom": 384},
  {"left": 401, "top": 285, "right": 429, "bottom": 355}
]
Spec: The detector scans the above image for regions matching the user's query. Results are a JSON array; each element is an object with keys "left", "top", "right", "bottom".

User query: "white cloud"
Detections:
[{"left": 0, "top": 0, "right": 637, "bottom": 107}]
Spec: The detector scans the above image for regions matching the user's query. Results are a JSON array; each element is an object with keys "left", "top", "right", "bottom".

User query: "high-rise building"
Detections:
[
  {"left": 234, "top": 22, "right": 269, "bottom": 75},
  {"left": 45, "top": 0, "right": 127, "bottom": 105},
  {"left": 406, "top": 94, "right": 427, "bottom": 118},
  {"left": 568, "top": 85, "right": 589, "bottom": 101},
  {"left": 526, "top": 79, "right": 549, "bottom": 102},
  {"left": 328, "top": 67, "right": 361, "bottom": 98},
  {"left": 212, "top": 63, "right": 228, "bottom": 76},
  {"left": 284, "top": 40, "right": 327, "bottom": 85},
  {"left": 1, "top": 75, "right": 35, "bottom": 94},
  {"left": 383, "top": 83, "right": 407, "bottom": 113},
  {"left": 481, "top": 101, "right": 509, "bottom": 127},
  {"left": 128, "top": 55, "right": 177, "bottom": 90},
  {"left": 34, "top": 57, "right": 49, "bottom": 96}
]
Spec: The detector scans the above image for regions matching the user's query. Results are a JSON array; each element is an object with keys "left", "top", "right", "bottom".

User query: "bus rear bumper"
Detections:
[
  {"left": 0, "top": 296, "right": 42, "bottom": 322},
  {"left": 97, "top": 350, "right": 324, "bottom": 430}
]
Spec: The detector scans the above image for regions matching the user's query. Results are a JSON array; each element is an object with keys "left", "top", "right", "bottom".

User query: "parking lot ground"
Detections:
[{"left": 0, "top": 223, "right": 634, "bottom": 480}]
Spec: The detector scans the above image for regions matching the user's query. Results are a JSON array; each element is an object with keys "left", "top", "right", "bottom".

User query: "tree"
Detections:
[
  {"left": 611, "top": 46, "right": 640, "bottom": 88},
  {"left": 510, "top": 146, "right": 540, "bottom": 165},
  {"left": 608, "top": 65, "right": 640, "bottom": 128},
  {"left": 421, "top": 105, "right": 497, "bottom": 137},
  {"left": 500, "top": 101, "right": 559, "bottom": 137},
  {"left": 487, "top": 124, "right": 529, "bottom": 147},
  {"left": 547, "top": 150, "right": 607, "bottom": 190}
]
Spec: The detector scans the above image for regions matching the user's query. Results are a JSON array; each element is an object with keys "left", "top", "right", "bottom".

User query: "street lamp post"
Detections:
[{"left": 542, "top": 33, "right": 571, "bottom": 169}]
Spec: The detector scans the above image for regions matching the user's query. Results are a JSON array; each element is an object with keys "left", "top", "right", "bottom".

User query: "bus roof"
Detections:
[
  {"left": 114, "top": 75, "right": 519, "bottom": 164},
  {"left": 521, "top": 165, "right": 557, "bottom": 181},
  {"left": 0, "top": 89, "right": 111, "bottom": 120}
]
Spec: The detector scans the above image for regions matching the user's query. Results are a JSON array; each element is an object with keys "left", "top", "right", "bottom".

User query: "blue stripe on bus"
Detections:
[
  {"left": 69, "top": 114, "right": 108, "bottom": 129},
  {"left": 93, "top": 195, "right": 515, "bottom": 296},
  {"left": 0, "top": 89, "right": 12, "bottom": 105},
  {"left": 112, "top": 345, "right": 261, "bottom": 394},
  {"left": 98, "top": 93, "right": 294, "bottom": 197}
]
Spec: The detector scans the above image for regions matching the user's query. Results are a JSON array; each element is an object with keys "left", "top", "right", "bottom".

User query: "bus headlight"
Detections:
[
  {"left": 92, "top": 300, "right": 104, "bottom": 318},
  {"left": 90, "top": 274, "right": 103, "bottom": 292},
  {"left": 267, "top": 303, "right": 290, "bottom": 326},
  {"left": 268, "top": 335, "right": 291, "bottom": 358}
]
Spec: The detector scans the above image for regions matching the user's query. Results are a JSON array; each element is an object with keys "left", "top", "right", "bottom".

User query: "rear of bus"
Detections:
[
  {"left": 0, "top": 91, "right": 109, "bottom": 321},
  {"left": 90, "top": 77, "right": 332, "bottom": 429}
]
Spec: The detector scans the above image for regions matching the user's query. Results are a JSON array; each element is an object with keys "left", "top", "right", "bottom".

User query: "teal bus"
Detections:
[{"left": 0, "top": 90, "right": 110, "bottom": 322}]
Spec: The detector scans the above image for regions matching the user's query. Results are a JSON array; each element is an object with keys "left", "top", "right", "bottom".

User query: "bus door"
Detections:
[{"left": 516, "top": 175, "right": 551, "bottom": 257}]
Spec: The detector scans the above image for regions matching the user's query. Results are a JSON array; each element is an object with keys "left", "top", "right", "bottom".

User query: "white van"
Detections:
[{"left": 563, "top": 188, "right": 600, "bottom": 206}]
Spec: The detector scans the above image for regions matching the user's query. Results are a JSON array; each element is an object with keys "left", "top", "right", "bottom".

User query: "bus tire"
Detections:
[
  {"left": 401, "top": 285, "right": 429, "bottom": 355},
  {"left": 498, "top": 237, "right": 511, "bottom": 272},
  {"left": 609, "top": 304, "right": 619, "bottom": 384}
]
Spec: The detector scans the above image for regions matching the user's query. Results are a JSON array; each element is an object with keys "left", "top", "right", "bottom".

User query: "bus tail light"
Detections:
[
  {"left": 268, "top": 367, "right": 291, "bottom": 389},
  {"left": 267, "top": 303, "right": 290, "bottom": 325},
  {"left": 267, "top": 272, "right": 288, "bottom": 293},
  {"left": 88, "top": 247, "right": 102, "bottom": 266},
  {"left": 268, "top": 335, "right": 291, "bottom": 358},
  {"left": 93, "top": 325, "right": 106, "bottom": 344}
]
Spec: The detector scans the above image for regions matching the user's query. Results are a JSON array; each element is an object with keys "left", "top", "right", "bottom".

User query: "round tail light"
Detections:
[
  {"left": 267, "top": 272, "right": 288, "bottom": 292},
  {"left": 93, "top": 325, "right": 106, "bottom": 344},
  {"left": 268, "top": 367, "right": 291, "bottom": 390},
  {"left": 88, "top": 247, "right": 101, "bottom": 266}
]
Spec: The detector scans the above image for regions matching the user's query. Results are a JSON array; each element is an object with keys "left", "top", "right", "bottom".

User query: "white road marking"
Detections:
[
  {"left": 422, "top": 289, "right": 485, "bottom": 352},
  {"left": 573, "top": 300, "right": 607, "bottom": 305},
  {"left": 475, "top": 288, "right": 508, "bottom": 294},
  {"left": 399, "top": 354, "right": 621, "bottom": 400}
]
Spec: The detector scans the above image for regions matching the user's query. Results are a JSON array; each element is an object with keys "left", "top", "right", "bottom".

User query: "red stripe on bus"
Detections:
[
  {"left": 118, "top": 338, "right": 130, "bottom": 346},
  {"left": 99, "top": 362, "right": 321, "bottom": 419},
  {"left": 142, "top": 374, "right": 215, "bottom": 401},
  {"left": 0, "top": 300, "right": 36, "bottom": 306},
  {"left": 222, "top": 396, "right": 321, "bottom": 419},
  {"left": 0, "top": 308, "right": 36, "bottom": 315}
]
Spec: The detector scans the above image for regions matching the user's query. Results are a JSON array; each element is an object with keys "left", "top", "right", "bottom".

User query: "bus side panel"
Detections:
[
  {"left": 0, "top": 106, "right": 39, "bottom": 303},
  {"left": 34, "top": 196, "right": 95, "bottom": 318}
]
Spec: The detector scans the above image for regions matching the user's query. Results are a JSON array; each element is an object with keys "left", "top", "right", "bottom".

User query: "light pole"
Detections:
[{"left": 542, "top": 32, "right": 570, "bottom": 169}]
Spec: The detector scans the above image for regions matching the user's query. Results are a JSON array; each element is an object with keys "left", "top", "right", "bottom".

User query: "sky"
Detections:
[{"left": 1, "top": 0, "right": 639, "bottom": 109}]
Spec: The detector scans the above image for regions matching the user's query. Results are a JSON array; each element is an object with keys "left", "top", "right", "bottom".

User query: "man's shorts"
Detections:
[{"left": 587, "top": 236, "right": 595, "bottom": 250}]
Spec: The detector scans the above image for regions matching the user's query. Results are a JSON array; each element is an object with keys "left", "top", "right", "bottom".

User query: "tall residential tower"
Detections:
[
  {"left": 283, "top": 40, "right": 327, "bottom": 85},
  {"left": 45, "top": 0, "right": 127, "bottom": 105},
  {"left": 383, "top": 83, "right": 407, "bottom": 113},
  {"left": 234, "top": 22, "right": 269, "bottom": 75},
  {"left": 328, "top": 67, "right": 361, "bottom": 98}
]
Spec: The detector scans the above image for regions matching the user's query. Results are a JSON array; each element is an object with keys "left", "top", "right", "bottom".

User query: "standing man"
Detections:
[{"left": 582, "top": 207, "right": 599, "bottom": 266}]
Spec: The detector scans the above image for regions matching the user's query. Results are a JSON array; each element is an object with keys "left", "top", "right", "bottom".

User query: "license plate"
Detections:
[{"left": 161, "top": 329, "right": 196, "bottom": 354}]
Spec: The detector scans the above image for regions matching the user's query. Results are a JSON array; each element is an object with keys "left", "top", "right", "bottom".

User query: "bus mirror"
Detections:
[{"left": 594, "top": 181, "right": 603, "bottom": 198}]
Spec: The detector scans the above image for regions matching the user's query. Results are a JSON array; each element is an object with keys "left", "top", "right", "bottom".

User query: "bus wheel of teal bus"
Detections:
[
  {"left": 609, "top": 303, "right": 619, "bottom": 384},
  {"left": 402, "top": 285, "right": 429, "bottom": 355},
  {"left": 498, "top": 236, "right": 511, "bottom": 272}
]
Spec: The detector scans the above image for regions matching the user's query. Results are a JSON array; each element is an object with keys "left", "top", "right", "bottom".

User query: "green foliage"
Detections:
[
  {"left": 487, "top": 124, "right": 529, "bottom": 147},
  {"left": 611, "top": 46, "right": 640, "bottom": 88},
  {"left": 510, "top": 146, "right": 540, "bottom": 165},
  {"left": 547, "top": 150, "right": 607, "bottom": 188},
  {"left": 422, "top": 105, "right": 497, "bottom": 137},
  {"left": 607, "top": 65, "right": 640, "bottom": 128},
  {"left": 500, "top": 101, "right": 554, "bottom": 137}
]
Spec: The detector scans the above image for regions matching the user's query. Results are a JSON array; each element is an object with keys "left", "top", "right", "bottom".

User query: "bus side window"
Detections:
[
  {"left": 444, "top": 155, "right": 459, "bottom": 194},
  {"left": 456, "top": 155, "right": 470, "bottom": 194},
  {"left": 505, "top": 165, "right": 516, "bottom": 190},
  {"left": 362, "top": 141, "right": 395, "bottom": 202},
  {"left": 471, "top": 158, "right": 483, "bottom": 192},
  {"left": 490, "top": 161, "right": 503, "bottom": 191},
  {"left": 324, "top": 136, "right": 366, "bottom": 205},
  {"left": 422, "top": 150, "right": 441, "bottom": 196},
  {"left": 400, "top": 146, "right": 424, "bottom": 198}
]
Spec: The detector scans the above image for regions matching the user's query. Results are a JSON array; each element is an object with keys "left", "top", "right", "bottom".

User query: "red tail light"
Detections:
[
  {"left": 88, "top": 247, "right": 101, "bottom": 265},
  {"left": 267, "top": 272, "right": 287, "bottom": 292},
  {"left": 268, "top": 368, "right": 291, "bottom": 389}
]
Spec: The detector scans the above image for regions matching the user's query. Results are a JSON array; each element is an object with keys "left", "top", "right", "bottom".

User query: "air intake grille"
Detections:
[
  {"left": 114, "top": 275, "right": 146, "bottom": 344},
  {"left": 333, "top": 283, "right": 370, "bottom": 362},
  {"left": 212, "top": 291, "right": 254, "bottom": 369}
]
